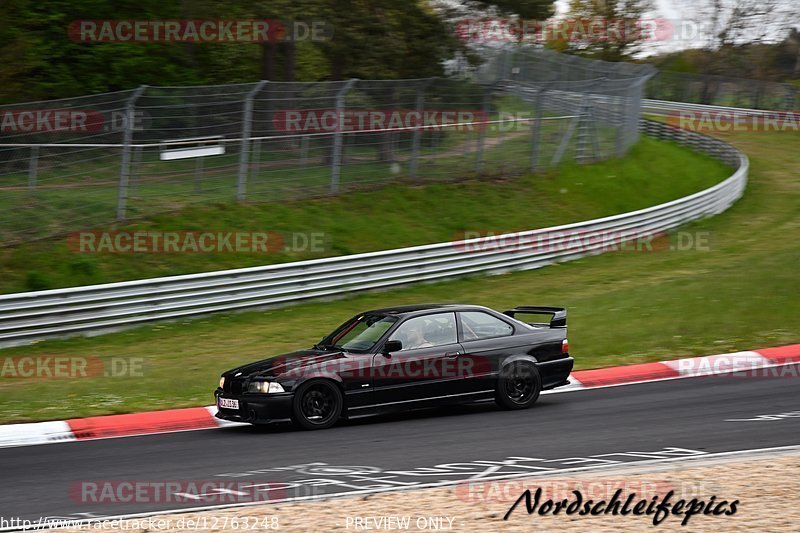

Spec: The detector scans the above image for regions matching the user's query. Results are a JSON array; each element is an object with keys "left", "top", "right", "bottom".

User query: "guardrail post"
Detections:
[
  {"left": 237, "top": 80, "right": 268, "bottom": 202},
  {"left": 409, "top": 78, "right": 435, "bottom": 180},
  {"left": 28, "top": 146, "right": 39, "bottom": 192},
  {"left": 116, "top": 85, "right": 147, "bottom": 221},
  {"left": 330, "top": 79, "right": 357, "bottom": 194}
]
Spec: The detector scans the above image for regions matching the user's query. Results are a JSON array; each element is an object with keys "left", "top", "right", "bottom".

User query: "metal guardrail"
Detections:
[
  {"left": 0, "top": 119, "right": 748, "bottom": 347},
  {"left": 642, "top": 99, "right": 779, "bottom": 117}
]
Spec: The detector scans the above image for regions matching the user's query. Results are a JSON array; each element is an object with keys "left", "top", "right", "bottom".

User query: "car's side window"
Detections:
[
  {"left": 459, "top": 311, "right": 513, "bottom": 341},
  {"left": 389, "top": 313, "right": 457, "bottom": 350}
]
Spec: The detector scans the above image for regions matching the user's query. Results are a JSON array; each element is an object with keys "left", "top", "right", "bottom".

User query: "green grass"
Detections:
[
  {"left": 0, "top": 136, "right": 728, "bottom": 294},
  {"left": 3, "top": 130, "right": 792, "bottom": 425}
]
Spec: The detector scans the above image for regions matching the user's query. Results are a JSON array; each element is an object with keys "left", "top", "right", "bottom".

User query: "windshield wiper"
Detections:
[{"left": 313, "top": 343, "right": 341, "bottom": 351}]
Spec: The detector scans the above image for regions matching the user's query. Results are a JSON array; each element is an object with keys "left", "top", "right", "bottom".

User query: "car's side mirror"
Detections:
[{"left": 382, "top": 340, "right": 402, "bottom": 354}]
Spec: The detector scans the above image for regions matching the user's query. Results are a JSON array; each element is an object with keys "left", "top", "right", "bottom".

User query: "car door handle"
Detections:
[{"left": 445, "top": 351, "right": 461, "bottom": 357}]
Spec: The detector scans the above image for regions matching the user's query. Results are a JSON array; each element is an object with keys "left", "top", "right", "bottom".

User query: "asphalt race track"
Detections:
[{"left": 1, "top": 364, "right": 798, "bottom": 525}]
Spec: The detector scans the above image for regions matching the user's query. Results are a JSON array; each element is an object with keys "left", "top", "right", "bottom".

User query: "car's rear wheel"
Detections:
[
  {"left": 292, "top": 380, "right": 343, "bottom": 430},
  {"left": 495, "top": 361, "right": 541, "bottom": 410}
]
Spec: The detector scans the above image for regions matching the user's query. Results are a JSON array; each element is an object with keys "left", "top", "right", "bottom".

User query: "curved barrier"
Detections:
[
  {"left": 642, "top": 98, "right": 781, "bottom": 117},
  {"left": 0, "top": 119, "right": 748, "bottom": 346}
]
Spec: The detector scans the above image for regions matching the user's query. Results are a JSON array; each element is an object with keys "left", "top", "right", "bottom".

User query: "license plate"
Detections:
[{"left": 218, "top": 397, "right": 239, "bottom": 410}]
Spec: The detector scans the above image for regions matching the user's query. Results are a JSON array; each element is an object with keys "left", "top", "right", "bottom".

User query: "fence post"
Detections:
[
  {"left": 28, "top": 146, "right": 39, "bottom": 192},
  {"left": 194, "top": 157, "right": 204, "bottom": 193},
  {"left": 116, "top": 85, "right": 147, "bottom": 221},
  {"left": 575, "top": 104, "right": 594, "bottom": 163},
  {"left": 130, "top": 145, "right": 143, "bottom": 193},
  {"left": 475, "top": 86, "right": 492, "bottom": 173},
  {"left": 300, "top": 136, "right": 310, "bottom": 164},
  {"left": 529, "top": 88, "right": 545, "bottom": 172},
  {"left": 410, "top": 78, "right": 435, "bottom": 180},
  {"left": 252, "top": 138, "right": 262, "bottom": 181},
  {"left": 237, "top": 80, "right": 268, "bottom": 202},
  {"left": 551, "top": 115, "right": 579, "bottom": 166},
  {"left": 330, "top": 78, "right": 357, "bottom": 194}
]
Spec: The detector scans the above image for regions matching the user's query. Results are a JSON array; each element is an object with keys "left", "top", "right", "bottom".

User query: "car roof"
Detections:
[{"left": 364, "top": 303, "right": 490, "bottom": 316}]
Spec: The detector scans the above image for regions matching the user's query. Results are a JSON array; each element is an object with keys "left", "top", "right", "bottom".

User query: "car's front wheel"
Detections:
[
  {"left": 292, "top": 380, "right": 343, "bottom": 430},
  {"left": 495, "top": 361, "right": 541, "bottom": 410}
]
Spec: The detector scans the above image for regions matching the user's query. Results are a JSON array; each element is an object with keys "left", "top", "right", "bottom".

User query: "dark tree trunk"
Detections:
[
  {"left": 285, "top": 40, "right": 295, "bottom": 82},
  {"left": 332, "top": 54, "right": 344, "bottom": 81},
  {"left": 261, "top": 42, "right": 275, "bottom": 80}
]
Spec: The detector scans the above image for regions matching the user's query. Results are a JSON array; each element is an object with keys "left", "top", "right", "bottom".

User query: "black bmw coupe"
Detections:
[{"left": 215, "top": 303, "right": 573, "bottom": 430}]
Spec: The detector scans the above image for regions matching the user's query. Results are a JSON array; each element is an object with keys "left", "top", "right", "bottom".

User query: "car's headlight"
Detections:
[
  {"left": 219, "top": 376, "right": 225, "bottom": 389},
  {"left": 247, "top": 381, "right": 285, "bottom": 394}
]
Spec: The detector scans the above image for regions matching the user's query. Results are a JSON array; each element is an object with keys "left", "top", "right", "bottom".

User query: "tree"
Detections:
[
  {"left": 467, "top": 0, "right": 555, "bottom": 19},
  {"left": 311, "top": 0, "right": 462, "bottom": 80},
  {"left": 0, "top": 0, "right": 468, "bottom": 102},
  {"left": 563, "top": 0, "right": 654, "bottom": 61}
]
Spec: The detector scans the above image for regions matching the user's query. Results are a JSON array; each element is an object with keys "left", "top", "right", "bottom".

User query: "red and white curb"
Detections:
[{"left": 1, "top": 344, "right": 797, "bottom": 450}]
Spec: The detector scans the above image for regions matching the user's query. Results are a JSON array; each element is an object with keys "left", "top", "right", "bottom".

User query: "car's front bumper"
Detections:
[{"left": 214, "top": 388, "right": 293, "bottom": 424}]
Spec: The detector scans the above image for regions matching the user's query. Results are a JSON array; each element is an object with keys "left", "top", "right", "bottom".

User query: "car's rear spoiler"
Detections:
[{"left": 503, "top": 306, "right": 567, "bottom": 328}]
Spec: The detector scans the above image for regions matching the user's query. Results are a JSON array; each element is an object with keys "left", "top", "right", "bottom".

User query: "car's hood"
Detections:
[{"left": 224, "top": 349, "right": 373, "bottom": 380}]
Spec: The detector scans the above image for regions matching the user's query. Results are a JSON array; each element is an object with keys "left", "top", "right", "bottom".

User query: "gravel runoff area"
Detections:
[{"left": 50, "top": 447, "right": 800, "bottom": 532}]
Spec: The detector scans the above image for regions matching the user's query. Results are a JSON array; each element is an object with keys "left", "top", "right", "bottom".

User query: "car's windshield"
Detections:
[{"left": 317, "top": 314, "right": 398, "bottom": 353}]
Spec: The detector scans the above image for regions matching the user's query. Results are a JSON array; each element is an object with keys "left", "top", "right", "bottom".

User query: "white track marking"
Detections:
[
  {"left": 204, "top": 406, "right": 248, "bottom": 428},
  {"left": 0, "top": 420, "right": 75, "bottom": 448},
  {"left": 662, "top": 351, "right": 768, "bottom": 377}
]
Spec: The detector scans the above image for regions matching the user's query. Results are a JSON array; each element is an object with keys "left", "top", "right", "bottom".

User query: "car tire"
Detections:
[
  {"left": 495, "top": 361, "right": 541, "bottom": 410},
  {"left": 291, "top": 380, "right": 344, "bottom": 430}
]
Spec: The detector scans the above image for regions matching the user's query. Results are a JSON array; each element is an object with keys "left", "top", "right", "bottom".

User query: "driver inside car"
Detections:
[{"left": 401, "top": 321, "right": 434, "bottom": 350}]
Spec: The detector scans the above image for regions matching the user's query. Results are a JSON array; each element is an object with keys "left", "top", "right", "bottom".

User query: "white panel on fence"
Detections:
[{"left": 160, "top": 136, "right": 225, "bottom": 161}]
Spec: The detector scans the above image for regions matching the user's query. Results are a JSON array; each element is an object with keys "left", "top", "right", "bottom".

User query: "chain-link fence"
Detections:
[
  {"left": 477, "top": 47, "right": 655, "bottom": 163},
  {"left": 0, "top": 48, "right": 654, "bottom": 245},
  {"left": 646, "top": 70, "right": 799, "bottom": 110}
]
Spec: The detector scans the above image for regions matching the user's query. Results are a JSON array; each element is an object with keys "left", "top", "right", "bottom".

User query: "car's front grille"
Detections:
[{"left": 226, "top": 378, "right": 244, "bottom": 395}]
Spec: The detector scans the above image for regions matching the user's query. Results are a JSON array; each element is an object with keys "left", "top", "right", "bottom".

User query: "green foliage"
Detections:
[
  {"left": 562, "top": 0, "right": 653, "bottom": 61},
  {"left": 0, "top": 0, "right": 467, "bottom": 103},
  {"left": 646, "top": 29, "right": 800, "bottom": 82},
  {"left": 24, "top": 271, "right": 51, "bottom": 291},
  {"left": 468, "top": 0, "right": 554, "bottom": 19}
]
